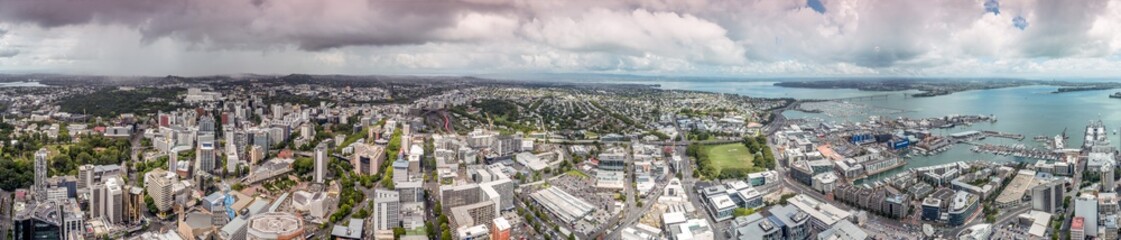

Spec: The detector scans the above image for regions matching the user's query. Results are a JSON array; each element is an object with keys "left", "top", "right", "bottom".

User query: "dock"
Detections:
[
  {"left": 970, "top": 144, "right": 1061, "bottom": 161},
  {"left": 981, "top": 130, "right": 1025, "bottom": 141}
]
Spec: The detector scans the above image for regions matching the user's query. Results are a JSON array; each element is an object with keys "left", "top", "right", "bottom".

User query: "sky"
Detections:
[{"left": 1, "top": 0, "right": 1121, "bottom": 78}]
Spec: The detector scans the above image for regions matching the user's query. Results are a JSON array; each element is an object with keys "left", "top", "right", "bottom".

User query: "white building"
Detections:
[
  {"left": 372, "top": 189, "right": 400, "bottom": 230},
  {"left": 314, "top": 144, "right": 328, "bottom": 184},
  {"left": 90, "top": 177, "right": 124, "bottom": 224}
]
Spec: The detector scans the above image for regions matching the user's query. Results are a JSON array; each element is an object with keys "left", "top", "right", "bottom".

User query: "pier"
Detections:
[
  {"left": 981, "top": 130, "right": 1025, "bottom": 141},
  {"left": 970, "top": 144, "right": 1061, "bottom": 161}
]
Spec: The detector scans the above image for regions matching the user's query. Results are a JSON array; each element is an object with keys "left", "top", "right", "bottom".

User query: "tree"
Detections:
[
  {"left": 393, "top": 228, "right": 406, "bottom": 238},
  {"left": 145, "top": 195, "right": 158, "bottom": 214},
  {"left": 293, "top": 157, "right": 314, "bottom": 176},
  {"left": 733, "top": 207, "right": 756, "bottom": 217},
  {"left": 381, "top": 166, "right": 395, "bottom": 189},
  {"left": 425, "top": 222, "right": 436, "bottom": 239}
]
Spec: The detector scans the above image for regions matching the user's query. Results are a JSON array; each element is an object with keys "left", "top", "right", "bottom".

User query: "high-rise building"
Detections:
[
  {"left": 351, "top": 144, "right": 386, "bottom": 176},
  {"left": 450, "top": 200, "right": 497, "bottom": 228},
  {"left": 396, "top": 181, "right": 424, "bottom": 203},
  {"left": 252, "top": 129, "right": 271, "bottom": 151},
  {"left": 125, "top": 186, "right": 143, "bottom": 225},
  {"left": 372, "top": 189, "right": 400, "bottom": 230},
  {"left": 33, "top": 148, "right": 48, "bottom": 201},
  {"left": 144, "top": 169, "right": 176, "bottom": 213},
  {"left": 77, "top": 164, "right": 123, "bottom": 190},
  {"left": 13, "top": 202, "right": 64, "bottom": 240},
  {"left": 1104, "top": 162, "right": 1116, "bottom": 192},
  {"left": 90, "top": 177, "right": 124, "bottom": 224},
  {"left": 480, "top": 179, "right": 514, "bottom": 211},
  {"left": 168, "top": 148, "right": 179, "bottom": 173},
  {"left": 198, "top": 141, "right": 216, "bottom": 174},
  {"left": 440, "top": 184, "right": 481, "bottom": 208},
  {"left": 314, "top": 144, "right": 328, "bottom": 184},
  {"left": 199, "top": 116, "right": 216, "bottom": 133},
  {"left": 1031, "top": 180, "right": 1064, "bottom": 213}
]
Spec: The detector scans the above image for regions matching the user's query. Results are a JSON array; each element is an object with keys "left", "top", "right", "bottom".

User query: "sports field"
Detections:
[{"left": 704, "top": 143, "right": 754, "bottom": 171}]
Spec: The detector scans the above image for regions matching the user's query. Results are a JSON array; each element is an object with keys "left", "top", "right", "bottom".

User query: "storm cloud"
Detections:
[{"left": 0, "top": 0, "right": 1119, "bottom": 77}]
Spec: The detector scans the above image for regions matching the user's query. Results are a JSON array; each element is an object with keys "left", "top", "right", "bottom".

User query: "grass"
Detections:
[
  {"left": 704, "top": 143, "right": 754, "bottom": 172},
  {"left": 565, "top": 170, "right": 589, "bottom": 179},
  {"left": 405, "top": 226, "right": 427, "bottom": 236}
]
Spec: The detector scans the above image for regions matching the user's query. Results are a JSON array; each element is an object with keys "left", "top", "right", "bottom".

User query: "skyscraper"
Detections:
[
  {"left": 90, "top": 177, "right": 124, "bottom": 224},
  {"left": 34, "top": 148, "right": 48, "bottom": 201},
  {"left": 144, "top": 169, "right": 176, "bottom": 213},
  {"left": 373, "top": 189, "right": 400, "bottom": 230},
  {"left": 1031, "top": 180, "right": 1064, "bottom": 214},
  {"left": 197, "top": 141, "right": 216, "bottom": 174},
  {"left": 314, "top": 144, "right": 328, "bottom": 184}
]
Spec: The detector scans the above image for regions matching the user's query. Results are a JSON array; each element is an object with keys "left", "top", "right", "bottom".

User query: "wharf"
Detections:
[
  {"left": 981, "top": 130, "right": 1025, "bottom": 141},
  {"left": 970, "top": 144, "right": 1061, "bottom": 161}
]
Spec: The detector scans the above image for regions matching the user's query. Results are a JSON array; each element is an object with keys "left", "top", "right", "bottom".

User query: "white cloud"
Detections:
[{"left": 0, "top": 0, "right": 1120, "bottom": 78}]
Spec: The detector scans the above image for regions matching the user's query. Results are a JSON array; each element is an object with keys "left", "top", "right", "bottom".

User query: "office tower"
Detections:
[
  {"left": 144, "top": 169, "right": 176, "bottom": 213},
  {"left": 13, "top": 202, "right": 63, "bottom": 240},
  {"left": 34, "top": 148, "right": 48, "bottom": 201},
  {"left": 90, "top": 177, "right": 124, "bottom": 224},
  {"left": 198, "top": 141, "right": 216, "bottom": 174},
  {"left": 372, "top": 189, "right": 400, "bottom": 230},
  {"left": 315, "top": 144, "right": 327, "bottom": 184}
]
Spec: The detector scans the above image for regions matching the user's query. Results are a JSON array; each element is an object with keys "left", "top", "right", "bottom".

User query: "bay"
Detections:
[{"left": 643, "top": 81, "right": 1121, "bottom": 180}]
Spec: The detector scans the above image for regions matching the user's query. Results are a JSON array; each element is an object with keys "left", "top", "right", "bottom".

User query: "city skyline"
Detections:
[{"left": 0, "top": 0, "right": 1120, "bottom": 78}]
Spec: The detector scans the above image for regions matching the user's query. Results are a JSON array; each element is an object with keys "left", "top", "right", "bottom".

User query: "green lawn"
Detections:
[
  {"left": 565, "top": 170, "right": 590, "bottom": 179},
  {"left": 704, "top": 143, "right": 754, "bottom": 171}
]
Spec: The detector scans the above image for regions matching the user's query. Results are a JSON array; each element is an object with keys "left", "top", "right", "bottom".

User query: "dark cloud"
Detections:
[
  {"left": 1012, "top": 16, "right": 1028, "bottom": 30},
  {"left": 0, "top": 49, "right": 17, "bottom": 58},
  {"left": 0, "top": 0, "right": 516, "bottom": 50},
  {"left": 984, "top": 0, "right": 1000, "bottom": 15},
  {"left": 849, "top": 46, "right": 922, "bottom": 68},
  {"left": 0, "top": 0, "right": 171, "bottom": 28}
]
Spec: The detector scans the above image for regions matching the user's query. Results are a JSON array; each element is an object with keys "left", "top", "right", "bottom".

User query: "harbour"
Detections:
[{"left": 641, "top": 81, "right": 1121, "bottom": 181}]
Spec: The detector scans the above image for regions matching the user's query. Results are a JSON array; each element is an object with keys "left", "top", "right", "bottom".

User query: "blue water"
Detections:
[
  {"left": 644, "top": 81, "right": 1121, "bottom": 180},
  {"left": 613, "top": 81, "right": 920, "bottom": 99}
]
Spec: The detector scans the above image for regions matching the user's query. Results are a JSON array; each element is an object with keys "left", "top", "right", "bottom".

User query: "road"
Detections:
[
  {"left": 0, "top": 190, "right": 10, "bottom": 240},
  {"left": 606, "top": 173, "right": 669, "bottom": 239}
]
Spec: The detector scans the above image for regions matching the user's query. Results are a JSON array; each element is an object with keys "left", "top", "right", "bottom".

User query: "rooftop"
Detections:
[
  {"left": 530, "top": 186, "right": 595, "bottom": 223},
  {"left": 330, "top": 218, "right": 364, "bottom": 239},
  {"left": 247, "top": 212, "right": 303, "bottom": 236},
  {"left": 786, "top": 194, "right": 850, "bottom": 226}
]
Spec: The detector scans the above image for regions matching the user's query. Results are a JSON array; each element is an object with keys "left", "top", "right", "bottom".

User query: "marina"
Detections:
[{"left": 969, "top": 144, "right": 1062, "bottom": 161}]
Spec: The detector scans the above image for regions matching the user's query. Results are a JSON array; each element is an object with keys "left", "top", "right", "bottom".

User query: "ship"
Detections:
[{"left": 1112, "top": 92, "right": 1121, "bottom": 98}]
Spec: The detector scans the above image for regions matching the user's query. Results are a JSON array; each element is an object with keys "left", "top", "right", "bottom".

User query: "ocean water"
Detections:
[{"left": 646, "top": 81, "right": 1121, "bottom": 180}]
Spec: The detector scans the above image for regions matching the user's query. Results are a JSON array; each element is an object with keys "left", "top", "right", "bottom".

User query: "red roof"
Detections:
[
  {"left": 277, "top": 149, "right": 294, "bottom": 159},
  {"left": 1073, "top": 216, "right": 1085, "bottom": 230}
]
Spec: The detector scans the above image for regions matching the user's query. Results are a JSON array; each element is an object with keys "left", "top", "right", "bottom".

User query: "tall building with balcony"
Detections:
[{"left": 33, "top": 149, "right": 48, "bottom": 201}]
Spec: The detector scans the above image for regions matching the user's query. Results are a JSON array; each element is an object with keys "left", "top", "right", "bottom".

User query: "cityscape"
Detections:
[{"left": 3, "top": 1, "right": 1121, "bottom": 240}]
